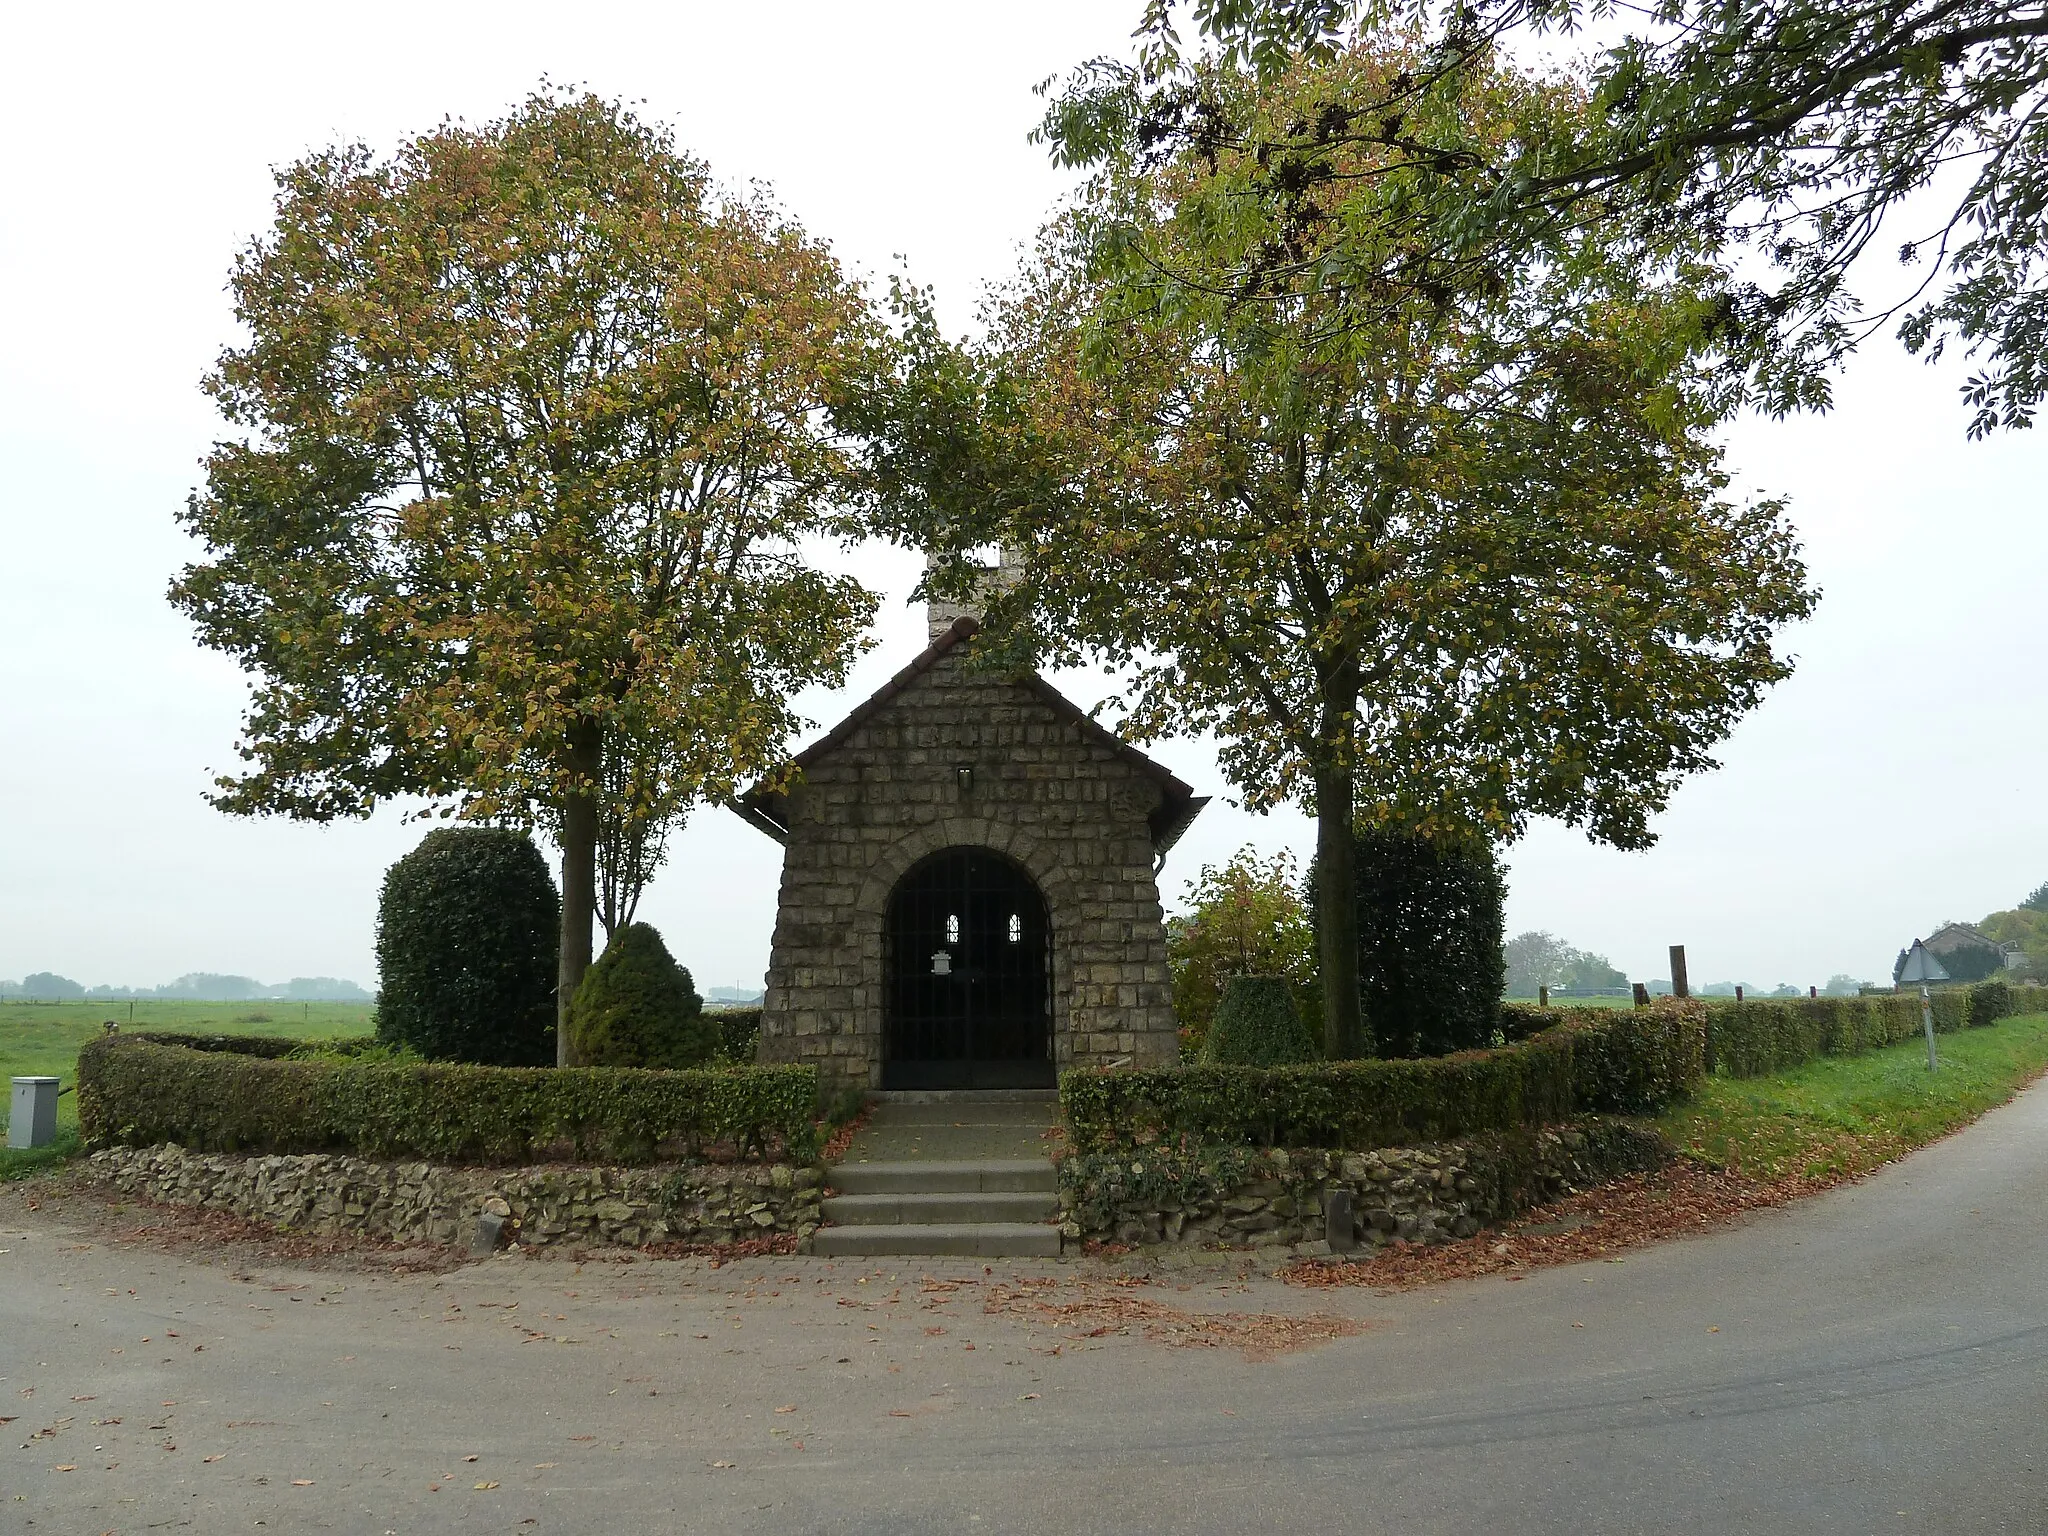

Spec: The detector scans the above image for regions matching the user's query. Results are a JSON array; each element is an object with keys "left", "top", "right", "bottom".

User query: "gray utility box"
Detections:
[{"left": 8, "top": 1077, "right": 60, "bottom": 1149}]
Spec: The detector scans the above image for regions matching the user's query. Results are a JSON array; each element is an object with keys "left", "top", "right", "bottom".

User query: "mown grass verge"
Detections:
[
  {"left": 1655, "top": 1008, "right": 2048, "bottom": 1183},
  {"left": 1283, "top": 1010, "right": 2048, "bottom": 1291},
  {"left": 1, "top": 1127, "right": 83, "bottom": 1182}
]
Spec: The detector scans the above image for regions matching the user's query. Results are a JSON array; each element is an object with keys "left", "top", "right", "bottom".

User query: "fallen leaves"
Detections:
[
  {"left": 981, "top": 1278, "right": 1367, "bottom": 1361},
  {"left": 474, "top": 1480, "right": 500, "bottom": 1490},
  {"left": 1279, "top": 1159, "right": 1800, "bottom": 1292}
]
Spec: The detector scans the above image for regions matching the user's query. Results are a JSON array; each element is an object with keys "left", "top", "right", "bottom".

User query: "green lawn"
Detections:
[
  {"left": 0, "top": 999, "right": 373, "bottom": 1177},
  {"left": 1656, "top": 1009, "right": 2048, "bottom": 1183}
]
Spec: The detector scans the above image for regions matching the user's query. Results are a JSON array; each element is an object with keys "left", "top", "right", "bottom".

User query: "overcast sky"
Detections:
[{"left": 3, "top": 1, "right": 2042, "bottom": 996}]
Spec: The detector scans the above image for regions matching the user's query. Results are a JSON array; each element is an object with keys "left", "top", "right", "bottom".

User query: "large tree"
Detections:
[
  {"left": 173, "top": 92, "right": 878, "bottom": 1059},
  {"left": 1128, "top": 0, "right": 2048, "bottom": 433},
  {"left": 860, "top": 42, "right": 1814, "bottom": 1057}
]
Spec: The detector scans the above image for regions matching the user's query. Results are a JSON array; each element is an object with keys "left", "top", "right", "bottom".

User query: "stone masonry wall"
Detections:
[
  {"left": 1058, "top": 1121, "right": 1669, "bottom": 1250},
  {"left": 88, "top": 1146, "right": 822, "bottom": 1250},
  {"left": 760, "top": 643, "right": 1182, "bottom": 1090}
]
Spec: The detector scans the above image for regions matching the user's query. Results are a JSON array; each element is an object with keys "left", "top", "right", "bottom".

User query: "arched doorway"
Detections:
[{"left": 884, "top": 847, "right": 1052, "bottom": 1089}]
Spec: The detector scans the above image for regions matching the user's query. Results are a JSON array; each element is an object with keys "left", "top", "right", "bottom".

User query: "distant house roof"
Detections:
[
  {"left": 731, "top": 615, "right": 1209, "bottom": 858},
  {"left": 1923, "top": 922, "right": 2004, "bottom": 956}
]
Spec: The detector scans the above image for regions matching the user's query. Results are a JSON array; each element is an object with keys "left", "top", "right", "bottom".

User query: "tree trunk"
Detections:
[
  {"left": 1311, "top": 661, "right": 1364, "bottom": 1059},
  {"left": 555, "top": 721, "right": 603, "bottom": 1066},
  {"left": 1313, "top": 761, "right": 1363, "bottom": 1060}
]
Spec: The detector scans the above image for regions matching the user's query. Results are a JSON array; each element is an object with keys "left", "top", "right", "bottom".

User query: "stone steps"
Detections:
[
  {"left": 810, "top": 1221, "right": 1062, "bottom": 1259},
  {"left": 822, "top": 1190, "right": 1059, "bottom": 1226},
  {"left": 833, "top": 1158, "right": 1056, "bottom": 1195},
  {"left": 814, "top": 1093, "right": 1065, "bottom": 1258}
]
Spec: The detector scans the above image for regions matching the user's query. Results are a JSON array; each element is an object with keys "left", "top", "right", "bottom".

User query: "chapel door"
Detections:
[{"left": 884, "top": 847, "right": 1053, "bottom": 1089}]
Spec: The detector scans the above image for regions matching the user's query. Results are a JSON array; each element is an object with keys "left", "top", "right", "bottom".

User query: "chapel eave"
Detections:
[{"left": 728, "top": 614, "right": 1206, "bottom": 860}]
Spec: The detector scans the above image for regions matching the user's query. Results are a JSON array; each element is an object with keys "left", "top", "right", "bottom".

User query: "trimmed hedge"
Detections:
[
  {"left": 711, "top": 1007, "right": 763, "bottom": 1064},
  {"left": 1061, "top": 1002, "right": 1707, "bottom": 1153},
  {"left": 78, "top": 1033, "right": 819, "bottom": 1164},
  {"left": 1701, "top": 980, "right": 2048, "bottom": 1078}
]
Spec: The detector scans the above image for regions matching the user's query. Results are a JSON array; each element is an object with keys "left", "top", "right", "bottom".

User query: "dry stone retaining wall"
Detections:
[
  {"left": 88, "top": 1146, "right": 822, "bottom": 1250},
  {"left": 1060, "top": 1121, "right": 1668, "bottom": 1249}
]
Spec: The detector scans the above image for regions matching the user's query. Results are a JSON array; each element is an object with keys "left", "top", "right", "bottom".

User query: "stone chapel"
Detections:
[{"left": 731, "top": 573, "right": 1207, "bottom": 1092}]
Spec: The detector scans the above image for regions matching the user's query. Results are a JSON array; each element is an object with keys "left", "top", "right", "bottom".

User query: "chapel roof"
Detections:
[{"left": 730, "top": 615, "right": 1207, "bottom": 858}]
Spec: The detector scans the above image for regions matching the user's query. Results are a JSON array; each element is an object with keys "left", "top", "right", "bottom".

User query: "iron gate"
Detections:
[{"left": 884, "top": 847, "right": 1052, "bottom": 1089}]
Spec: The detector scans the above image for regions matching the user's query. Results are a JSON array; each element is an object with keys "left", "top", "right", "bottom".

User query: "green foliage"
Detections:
[
  {"left": 1327, "top": 826, "right": 1505, "bottom": 1056},
  {"left": 710, "top": 1007, "right": 763, "bottom": 1065},
  {"left": 1061, "top": 1002, "right": 1708, "bottom": 1152},
  {"left": 1968, "top": 979, "right": 2012, "bottom": 1028},
  {"left": 1, "top": 1127, "right": 82, "bottom": 1182},
  {"left": 1699, "top": 982, "right": 2047, "bottom": 1077},
  {"left": 2024, "top": 884, "right": 2048, "bottom": 914},
  {"left": 1145, "top": 4, "right": 2048, "bottom": 434},
  {"left": 1660, "top": 1010, "right": 2048, "bottom": 1185},
  {"left": 374, "top": 828, "right": 559, "bottom": 1067},
  {"left": 1931, "top": 944, "right": 2006, "bottom": 985},
  {"left": 1201, "top": 974, "right": 1319, "bottom": 1067},
  {"left": 566, "top": 923, "right": 713, "bottom": 1069},
  {"left": 77, "top": 1033, "right": 819, "bottom": 1164},
  {"left": 1167, "top": 847, "right": 1319, "bottom": 1055},
  {"left": 168, "top": 88, "right": 885, "bottom": 1026},
  {"left": 1056, "top": 1139, "right": 1260, "bottom": 1235},
  {"left": 862, "top": 42, "right": 1814, "bottom": 1059},
  {"left": 1974, "top": 907, "right": 2048, "bottom": 977}
]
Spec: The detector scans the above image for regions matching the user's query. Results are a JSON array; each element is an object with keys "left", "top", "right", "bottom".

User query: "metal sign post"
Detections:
[{"left": 1896, "top": 940, "right": 1949, "bottom": 1072}]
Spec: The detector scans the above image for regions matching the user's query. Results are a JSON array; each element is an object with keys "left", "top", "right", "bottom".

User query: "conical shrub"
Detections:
[
  {"left": 566, "top": 923, "right": 714, "bottom": 1069},
  {"left": 1201, "top": 974, "right": 1318, "bottom": 1067}
]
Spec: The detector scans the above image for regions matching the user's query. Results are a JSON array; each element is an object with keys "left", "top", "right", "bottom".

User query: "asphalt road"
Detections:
[{"left": 5, "top": 1086, "right": 2047, "bottom": 1536}]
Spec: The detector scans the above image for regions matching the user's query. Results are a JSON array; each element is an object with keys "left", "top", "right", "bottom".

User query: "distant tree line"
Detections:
[
  {"left": 0, "top": 973, "right": 371, "bottom": 1002},
  {"left": 1502, "top": 932, "right": 1629, "bottom": 997}
]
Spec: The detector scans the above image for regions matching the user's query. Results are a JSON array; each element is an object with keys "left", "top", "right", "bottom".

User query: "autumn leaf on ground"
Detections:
[{"left": 474, "top": 1481, "right": 500, "bottom": 1490}]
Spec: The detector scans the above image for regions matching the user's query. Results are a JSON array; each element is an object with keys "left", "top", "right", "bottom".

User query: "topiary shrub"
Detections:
[
  {"left": 566, "top": 922, "right": 715, "bottom": 1069},
  {"left": 375, "top": 828, "right": 559, "bottom": 1066},
  {"left": 1201, "top": 974, "right": 1319, "bottom": 1067},
  {"left": 1318, "top": 825, "right": 1506, "bottom": 1059}
]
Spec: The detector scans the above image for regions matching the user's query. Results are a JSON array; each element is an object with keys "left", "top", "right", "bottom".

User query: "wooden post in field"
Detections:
[
  {"left": 1632, "top": 982, "right": 1650, "bottom": 1008},
  {"left": 1538, "top": 984, "right": 1549, "bottom": 1008},
  {"left": 1735, "top": 985, "right": 1744, "bottom": 1001},
  {"left": 1669, "top": 945, "right": 1690, "bottom": 1000}
]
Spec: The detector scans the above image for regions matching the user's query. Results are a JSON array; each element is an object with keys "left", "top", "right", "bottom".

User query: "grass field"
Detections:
[
  {"left": 0, "top": 1000, "right": 374, "bottom": 1171},
  {"left": 1656, "top": 1009, "right": 2048, "bottom": 1183}
]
